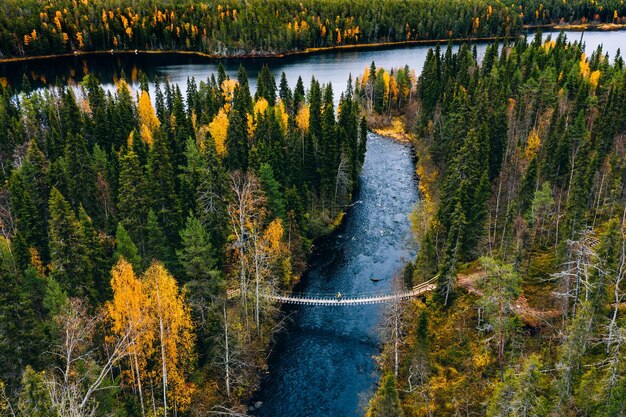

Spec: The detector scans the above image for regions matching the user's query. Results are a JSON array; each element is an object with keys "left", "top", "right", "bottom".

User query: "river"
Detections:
[
  {"left": 253, "top": 134, "right": 418, "bottom": 417},
  {"left": 2, "top": 29, "right": 625, "bottom": 417}
]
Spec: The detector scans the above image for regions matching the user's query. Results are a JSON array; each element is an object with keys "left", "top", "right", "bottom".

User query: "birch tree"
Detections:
[{"left": 46, "top": 298, "right": 132, "bottom": 417}]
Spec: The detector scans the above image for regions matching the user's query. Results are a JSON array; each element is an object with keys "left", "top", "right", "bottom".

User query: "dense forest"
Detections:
[
  {"left": 0, "top": 62, "right": 366, "bottom": 415},
  {"left": 1, "top": 0, "right": 626, "bottom": 59},
  {"left": 360, "top": 33, "right": 626, "bottom": 416}
]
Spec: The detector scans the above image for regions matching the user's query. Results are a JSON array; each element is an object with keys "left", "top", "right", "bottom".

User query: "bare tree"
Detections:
[
  {"left": 227, "top": 171, "right": 265, "bottom": 337},
  {"left": 383, "top": 276, "right": 408, "bottom": 379},
  {"left": 550, "top": 229, "right": 598, "bottom": 322},
  {"left": 213, "top": 302, "right": 256, "bottom": 401},
  {"left": 606, "top": 206, "right": 626, "bottom": 353},
  {"left": 46, "top": 299, "right": 132, "bottom": 417},
  {"left": 334, "top": 154, "right": 350, "bottom": 212}
]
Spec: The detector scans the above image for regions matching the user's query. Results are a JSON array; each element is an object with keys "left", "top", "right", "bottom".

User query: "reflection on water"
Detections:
[{"left": 1, "top": 31, "right": 624, "bottom": 99}]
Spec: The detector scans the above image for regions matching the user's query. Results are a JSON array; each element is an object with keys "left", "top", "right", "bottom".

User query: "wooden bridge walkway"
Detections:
[{"left": 262, "top": 277, "right": 437, "bottom": 306}]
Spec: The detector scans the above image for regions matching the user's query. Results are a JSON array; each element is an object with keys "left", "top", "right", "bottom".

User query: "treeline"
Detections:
[
  {"left": 366, "top": 34, "right": 626, "bottom": 415},
  {"left": 2, "top": 0, "right": 626, "bottom": 59},
  {"left": 0, "top": 63, "right": 366, "bottom": 414}
]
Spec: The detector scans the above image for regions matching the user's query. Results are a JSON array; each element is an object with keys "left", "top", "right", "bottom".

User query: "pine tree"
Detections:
[
  {"left": 224, "top": 109, "right": 249, "bottom": 172},
  {"left": 117, "top": 146, "right": 149, "bottom": 254},
  {"left": 64, "top": 132, "right": 97, "bottom": 216},
  {"left": 259, "top": 163, "right": 286, "bottom": 221},
  {"left": 235, "top": 65, "right": 253, "bottom": 115},
  {"left": 198, "top": 135, "right": 230, "bottom": 254},
  {"left": 9, "top": 141, "right": 50, "bottom": 263},
  {"left": 17, "top": 366, "right": 57, "bottom": 417},
  {"left": 0, "top": 239, "right": 44, "bottom": 386},
  {"left": 114, "top": 223, "right": 142, "bottom": 272},
  {"left": 256, "top": 64, "right": 277, "bottom": 105},
  {"left": 319, "top": 84, "right": 338, "bottom": 205},
  {"left": 437, "top": 127, "right": 490, "bottom": 258},
  {"left": 145, "top": 209, "right": 174, "bottom": 269},
  {"left": 293, "top": 76, "right": 306, "bottom": 111},
  {"left": 279, "top": 72, "right": 293, "bottom": 114},
  {"left": 147, "top": 130, "right": 181, "bottom": 244},
  {"left": 48, "top": 187, "right": 94, "bottom": 298},
  {"left": 177, "top": 213, "right": 220, "bottom": 290}
]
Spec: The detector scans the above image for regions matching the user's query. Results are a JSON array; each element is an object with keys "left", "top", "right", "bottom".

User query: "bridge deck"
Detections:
[{"left": 263, "top": 279, "right": 436, "bottom": 306}]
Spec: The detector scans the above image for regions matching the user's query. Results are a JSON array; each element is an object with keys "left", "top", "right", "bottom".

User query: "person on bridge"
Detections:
[{"left": 337, "top": 292, "right": 342, "bottom": 302}]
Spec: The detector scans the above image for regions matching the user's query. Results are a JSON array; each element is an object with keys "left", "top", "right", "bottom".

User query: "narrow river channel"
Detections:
[{"left": 253, "top": 133, "right": 418, "bottom": 417}]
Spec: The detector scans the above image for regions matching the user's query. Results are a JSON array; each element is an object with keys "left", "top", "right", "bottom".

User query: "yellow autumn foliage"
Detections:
[
  {"left": 276, "top": 100, "right": 289, "bottom": 135},
  {"left": 295, "top": 104, "right": 310, "bottom": 132},
  {"left": 253, "top": 97, "right": 269, "bottom": 116},
  {"left": 107, "top": 259, "right": 155, "bottom": 394},
  {"left": 143, "top": 262, "right": 196, "bottom": 412},
  {"left": 208, "top": 108, "right": 229, "bottom": 156},
  {"left": 221, "top": 78, "right": 238, "bottom": 112},
  {"left": 138, "top": 90, "right": 160, "bottom": 145},
  {"left": 263, "top": 218, "right": 285, "bottom": 255},
  {"left": 589, "top": 69, "right": 601, "bottom": 89},
  {"left": 579, "top": 53, "right": 590, "bottom": 79},
  {"left": 525, "top": 129, "right": 541, "bottom": 160}
]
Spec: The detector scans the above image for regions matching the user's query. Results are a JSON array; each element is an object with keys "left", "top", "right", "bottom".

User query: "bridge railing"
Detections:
[{"left": 263, "top": 276, "right": 438, "bottom": 302}]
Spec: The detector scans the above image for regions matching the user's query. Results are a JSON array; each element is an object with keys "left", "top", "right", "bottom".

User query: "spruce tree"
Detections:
[
  {"left": 48, "top": 187, "right": 93, "bottom": 298},
  {"left": 17, "top": 366, "right": 58, "bottom": 417},
  {"left": 177, "top": 213, "right": 220, "bottom": 290},
  {"left": 117, "top": 146, "right": 149, "bottom": 254},
  {"left": 0, "top": 239, "right": 43, "bottom": 386},
  {"left": 259, "top": 163, "right": 286, "bottom": 221},
  {"left": 279, "top": 72, "right": 293, "bottom": 114},
  {"left": 114, "top": 223, "right": 142, "bottom": 273},
  {"left": 256, "top": 64, "right": 277, "bottom": 105},
  {"left": 147, "top": 129, "right": 182, "bottom": 243},
  {"left": 224, "top": 109, "right": 249, "bottom": 172},
  {"left": 64, "top": 132, "right": 97, "bottom": 216}
]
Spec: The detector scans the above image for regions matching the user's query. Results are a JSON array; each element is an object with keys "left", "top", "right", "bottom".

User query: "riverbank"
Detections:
[
  {"left": 4, "top": 24, "right": 623, "bottom": 66},
  {"left": 368, "top": 116, "right": 415, "bottom": 144},
  {"left": 1, "top": 37, "right": 498, "bottom": 65}
]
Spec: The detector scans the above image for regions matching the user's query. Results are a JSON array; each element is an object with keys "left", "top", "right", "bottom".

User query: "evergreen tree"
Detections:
[
  {"left": 259, "top": 163, "right": 286, "bottom": 221},
  {"left": 319, "top": 84, "right": 338, "bottom": 204},
  {"left": 437, "top": 128, "right": 490, "bottom": 258},
  {"left": 279, "top": 72, "right": 293, "bottom": 114},
  {"left": 293, "top": 76, "right": 306, "bottom": 111},
  {"left": 64, "top": 132, "right": 97, "bottom": 216},
  {"left": 114, "top": 223, "right": 142, "bottom": 272},
  {"left": 224, "top": 109, "right": 249, "bottom": 172},
  {"left": 0, "top": 239, "right": 43, "bottom": 386},
  {"left": 117, "top": 146, "right": 149, "bottom": 254},
  {"left": 197, "top": 135, "right": 230, "bottom": 253},
  {"left": 145, "top": 209, "right": 174, "bottom": 269},
  {"left": 179, "top": 138, "right": 206, "bottom": 216},
  {"left": 256, "top": 64, "right": 277, "bottom": 105},
  {"left": 366, "top": 374, "right": 404, "bottom": 417},
  {"left": 17, "top": 366, "right": 57, "bottom": 417},
  {"left": 47, "top": 188, "right": 93, "bottom": 298},
  {"left": 147, "top": 130, "right": 181, "bottom": 243},
  {"left": 235, "top": 64, "right": 253, "bottom": 114},
  {"left": 177, "top": 213, "right": 220, "bottom": 290}
]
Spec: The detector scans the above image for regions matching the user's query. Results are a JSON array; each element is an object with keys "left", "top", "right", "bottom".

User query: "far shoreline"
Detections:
[{"left": 2, "top": 23, "right": 624, "bottom": 66}]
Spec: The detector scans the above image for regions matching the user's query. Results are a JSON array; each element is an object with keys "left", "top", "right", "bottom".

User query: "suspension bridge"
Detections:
[{"left": 261, "top": 277, "right": 437, "bottom": 306}]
